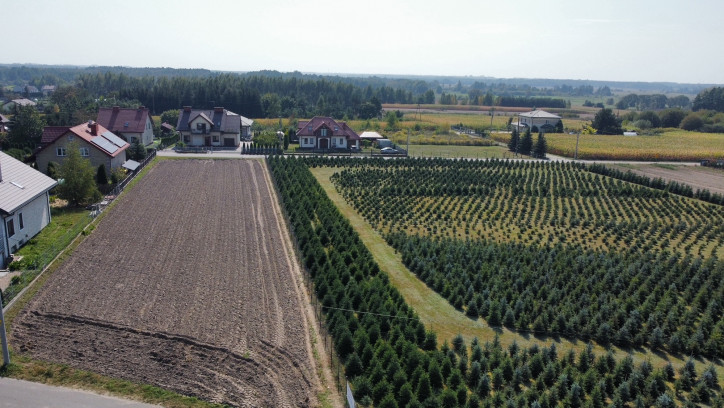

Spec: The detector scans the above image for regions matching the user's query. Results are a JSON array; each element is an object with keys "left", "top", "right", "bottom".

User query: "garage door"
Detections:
[{"left": 224, "top": 138, "right": 235, "bottom": 147}]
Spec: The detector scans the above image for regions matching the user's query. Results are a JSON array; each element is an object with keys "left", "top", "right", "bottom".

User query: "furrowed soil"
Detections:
[
  {"left": 11, "top": 159, "right": 320, "bottom": 407},
  {"left": 609, "top": 163, "right": 724, "bottom": 196}
]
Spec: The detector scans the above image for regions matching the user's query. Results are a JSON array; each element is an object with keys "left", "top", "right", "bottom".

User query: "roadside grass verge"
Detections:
[{"left": 310, "top": 166, "right": 724, "bottom": 383}]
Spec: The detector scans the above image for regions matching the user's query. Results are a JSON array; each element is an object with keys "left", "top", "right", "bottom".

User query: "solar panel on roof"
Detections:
[
  {"left": 91, "top": 136, "right": 119, "bottom": 154},
  {"left": 101, "top": 131, "right": 127, "bottom": 147}
]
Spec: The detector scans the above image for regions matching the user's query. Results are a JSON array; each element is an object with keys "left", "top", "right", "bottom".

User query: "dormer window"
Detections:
[
  {"left": 124, "top": 122, "right": 129, "bottom": 127},
  {"left": 334, "top": 126, "right": 338, "bottom": 131},
  {"left": 308, "top": 126, "right": 313, "bottom": 131},
  {"left": 68, "top": 135, "right": 74, "bottom": 141}
]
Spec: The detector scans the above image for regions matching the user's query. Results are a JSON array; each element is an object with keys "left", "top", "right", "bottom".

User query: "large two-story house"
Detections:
[
  {"left": 176, "top": 107, "right": 242, "bottom": 147},
  {"left": 96, "top": 106, "right": 155, "bottom": 146},
  {"left": 296, "top": 117, "right": 360, "bottom": 150}
]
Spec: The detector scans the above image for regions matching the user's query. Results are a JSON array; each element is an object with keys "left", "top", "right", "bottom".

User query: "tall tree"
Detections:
[
  {"left": 591, "top": 108, "right": 623, "bottom": 135},
  {"left": 532, "top": 132, "right": 547, "bottom": 159},
  {"left": 57, "top": 141, "right": 102, "bottom": 206},
  {"left": 508, "top": 129, "right": 520, "bottom": 153},
  {"left": 519, "top": 128, "right": 533, "bottom": 156},
  {"left": 6, "top": 105, "right": 45, "bottom": 150}
]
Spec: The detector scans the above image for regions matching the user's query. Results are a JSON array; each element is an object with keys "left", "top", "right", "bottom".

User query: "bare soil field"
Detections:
[
  {"left": 11, "top": 159, "right": 320, "bottom": 407},
  {"left": 610, "top": 163, "right": 724, "bottom": 195}
]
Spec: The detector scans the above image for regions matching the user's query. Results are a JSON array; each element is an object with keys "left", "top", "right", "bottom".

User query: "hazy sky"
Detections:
[{"left": 4, "top": 0, "right": 723, "bottom": 84}]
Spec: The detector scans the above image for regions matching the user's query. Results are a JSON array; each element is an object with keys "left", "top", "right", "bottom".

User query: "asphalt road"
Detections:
[{"left": 0, "top": 378, "right": 160, "bottom": 408}]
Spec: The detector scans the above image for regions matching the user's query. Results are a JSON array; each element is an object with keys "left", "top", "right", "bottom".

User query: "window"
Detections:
[
  {"left": 334, "top": 126, "right": 338, "bottom": 131},
  {"left": 68, "top": 134, "right": 74, "bottom": 141},
  {"left": 18, "top": 213, "right": 24, "bottom": 230},
  {"left": 308, "top": 126, "right": 312, "bottom": 131},
  {"left": 56, "top": 147, "right": 66, "bottom": 157},
  {"left": 184, "top": 135, "right": 190, "bottom": 143},
  {"left": 80, "top": 147, "right": 90, "bottom": 157},
  {"left": 321, "top": 129, "right": 327, "bottom": 137},
  {"left": 212, "top": 135, "right": 219, "bottom": 142},
  {"left": 6, "top": 219, "right": 15, "bottom": 237}
]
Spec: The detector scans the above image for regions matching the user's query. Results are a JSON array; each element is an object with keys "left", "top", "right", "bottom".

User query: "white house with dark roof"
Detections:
[
  {"left": 296, "top": 116, "right": 360, "bottom": 150},
  {"left": 513, "top": 109, "right": 562, "bottom": 132},
  {"left": 176, "top": 106, "right": 242, "bottom": 147},
  {"left": 0, "top": 151, "right": 58, "bottom": 267}
]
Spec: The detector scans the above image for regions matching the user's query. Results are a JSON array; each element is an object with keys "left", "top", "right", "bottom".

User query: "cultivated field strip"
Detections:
[{"left": 12, "top": 159, "right": 318, "bottom": 407}]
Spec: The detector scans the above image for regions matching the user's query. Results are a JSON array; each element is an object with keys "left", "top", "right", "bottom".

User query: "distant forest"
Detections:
[{"left": 0, "top": 64, "right": 719, "bottom": 119}]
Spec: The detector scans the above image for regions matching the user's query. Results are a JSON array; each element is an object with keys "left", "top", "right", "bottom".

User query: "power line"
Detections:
[{"left": 319, "top": 305, "right": 417, "bottom": 320}]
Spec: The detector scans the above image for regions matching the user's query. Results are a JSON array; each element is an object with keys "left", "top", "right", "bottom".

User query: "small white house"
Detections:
[
  {"left": 513, "top": 110, "right": 562, "bottom": 132},
  {"left": 0, "top": 151, "right": 58, "bottom": 267}
]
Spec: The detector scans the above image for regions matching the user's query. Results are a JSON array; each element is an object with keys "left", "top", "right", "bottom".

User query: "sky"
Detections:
[{"left": 4, "top": 0, "right": 724, "bottom": 84}]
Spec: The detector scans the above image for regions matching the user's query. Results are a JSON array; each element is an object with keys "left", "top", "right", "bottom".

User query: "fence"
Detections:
[{"left": 104, "top": 150, "right": 156, "bottom": 202}]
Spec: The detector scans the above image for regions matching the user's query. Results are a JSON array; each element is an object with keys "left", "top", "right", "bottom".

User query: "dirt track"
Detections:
[
  {"left": 12, "top": 159, "right": 320, "bottom": 407},
  {"left": 609, "top": 163, "right": 724, "bottom": 195}
]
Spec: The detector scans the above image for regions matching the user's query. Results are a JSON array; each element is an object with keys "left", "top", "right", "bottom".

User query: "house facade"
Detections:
[
  {"left": 176, "top": 107, "right": 242, "bottom": 147},
  {"left": 36, "top": 121, "right": 129, "bottom": 175},
  {"left": 296, "top": 117, "right": 360, "bottom": 150},
  {"left": 96, "top": 106, "right": 155, "bottom": 146},
  {"left": 0, "top": 151, "right": 58, "bottom": 267},
  {"left": 240, "top": 116, "right": 254, "bottom": 140},
  {"left": 513, "top": 110, "right": 562, "bottom": 132}
]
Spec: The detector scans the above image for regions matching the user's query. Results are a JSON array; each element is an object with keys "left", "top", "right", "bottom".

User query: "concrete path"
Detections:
[{"left": 0, "top": 378, "right": 161, "bottom": 408}]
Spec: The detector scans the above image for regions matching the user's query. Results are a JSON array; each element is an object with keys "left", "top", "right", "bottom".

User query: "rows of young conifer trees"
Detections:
[{"left": 269, "top": 156, "right": 722, "bottom": 407}]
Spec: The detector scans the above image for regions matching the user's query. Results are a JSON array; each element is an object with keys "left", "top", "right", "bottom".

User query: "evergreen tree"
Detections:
[
  {"left": 532, "top": 132, "right": 547, "bottom": 159},
  {"left": 519, "top": 128, "right": 533, "bottom": 156},
  {"left": 508, "top": 128, "right": 520, "bottom": 153},
  {"left": 96, "top": 164, "right": 108, "bottom": 185}
]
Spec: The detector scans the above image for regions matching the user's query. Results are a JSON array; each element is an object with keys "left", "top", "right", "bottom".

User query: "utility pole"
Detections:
[
  {"left": 0, "top": 292, "right": 10, "bottom": 367},
  {"left": 575, "top": 132, "right": 580, "bottom": 160}
]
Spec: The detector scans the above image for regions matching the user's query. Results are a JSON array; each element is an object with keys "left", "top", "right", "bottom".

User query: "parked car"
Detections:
[{"left": 380, "top": 147, "right": 397, "bottom": 154}]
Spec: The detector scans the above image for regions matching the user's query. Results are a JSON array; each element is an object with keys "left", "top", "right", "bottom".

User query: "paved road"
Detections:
[{"left": 0, "top": 378, "right": 161, "bottom": 408}]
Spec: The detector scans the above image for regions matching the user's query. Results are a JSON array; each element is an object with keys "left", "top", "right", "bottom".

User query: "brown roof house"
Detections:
[
  {"left": 296, "top": 116, "right": 360, "bottom": 150},
  {"left": 96, "top": 106, "right": 155, "bottom": 146},
  {"left": 176, "top": 106, "right": 242, "bottom": 147},
  {"left": 36, "top": 121, "right": 130, "bottom": 176},
  {"left": 0, "top": 151, "right": 58, "bottom": 267}
]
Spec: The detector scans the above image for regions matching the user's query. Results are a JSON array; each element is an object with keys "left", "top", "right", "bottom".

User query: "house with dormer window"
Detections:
[
  {"left": 175, "top": 106, "right": 242, "bottom": 147},
  {"left": 296, "top": 116, "right": 360, "bottom": 150}
]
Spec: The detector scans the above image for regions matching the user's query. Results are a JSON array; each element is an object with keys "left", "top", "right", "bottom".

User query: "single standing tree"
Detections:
[
  {"left": 533, "top": 132, "right": 547, "bottom": 159},
  {"left": 6, "top": 105, "right": 45, "bottom": 150},
  {"left": 57, "top": 141, "right": 102, "bottom": 206},
  {"left": 508, "top": 129, "right": 520, "bottom": 153},
  {"left": 519, "top": 128, "right": 533, "bottom": 156},
  {"left": 96, "top": 164, "right": 108, "bottom": 185},
  {"left": 591, "top": 108, "right": 623, "bottom": 135}
]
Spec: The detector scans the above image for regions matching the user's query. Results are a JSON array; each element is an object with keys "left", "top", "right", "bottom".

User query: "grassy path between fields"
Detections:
[{"left": 311, "top": 166, "right": 723, "bottom": 383}]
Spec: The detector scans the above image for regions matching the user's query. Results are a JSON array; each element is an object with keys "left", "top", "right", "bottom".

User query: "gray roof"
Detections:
[
  {"left": 0, "top": 151, "right": 57, "bottom": 215},
  {"left": 176, "top": 108, "right": 241, "bottom": 134},
  {"left": 240, "top": 116, "right": 254, "bottom": 127},
  {"left": 519, "top": 110, "right": 561, "bottom": 119}
]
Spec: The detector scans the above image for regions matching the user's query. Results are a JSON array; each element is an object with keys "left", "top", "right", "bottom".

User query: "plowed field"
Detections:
[{"left": 12, "top": 159, "right": 319, "bottom": 407}]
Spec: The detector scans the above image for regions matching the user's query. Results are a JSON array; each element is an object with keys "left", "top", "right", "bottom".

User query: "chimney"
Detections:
[
  {"left": 183, "top": 106, "right": 192, "bottom": 112},
  {"left": 214, "top": 107, "right": 223, "bottom": 113},
  {"left": 138, "top": 106, "right": 145, "bottom": 110},
  {"left": 112, "top": 106, "right": 120, "bottom": 112},
  {"left": 89, "top": 121, "right": 98, "bottom": 136}
]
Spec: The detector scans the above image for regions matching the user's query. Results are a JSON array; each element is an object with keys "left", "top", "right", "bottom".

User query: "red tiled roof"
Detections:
[
  {"left": 36, "top": 121, "right": 129, "bottom": 158},
  {"left": 96, "top": 106, "right": 151, "bottom": 134},
  {"left": 296, "top": 117, "right": 359, "bottom": 140},
  {"left": 41, "top": 126, "right": 71, "bottom": 145}
]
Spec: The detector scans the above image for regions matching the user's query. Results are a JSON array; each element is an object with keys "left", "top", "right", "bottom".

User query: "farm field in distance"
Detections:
[{"left": 10, "top": 159, "right": 320, "bottom": 407}]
